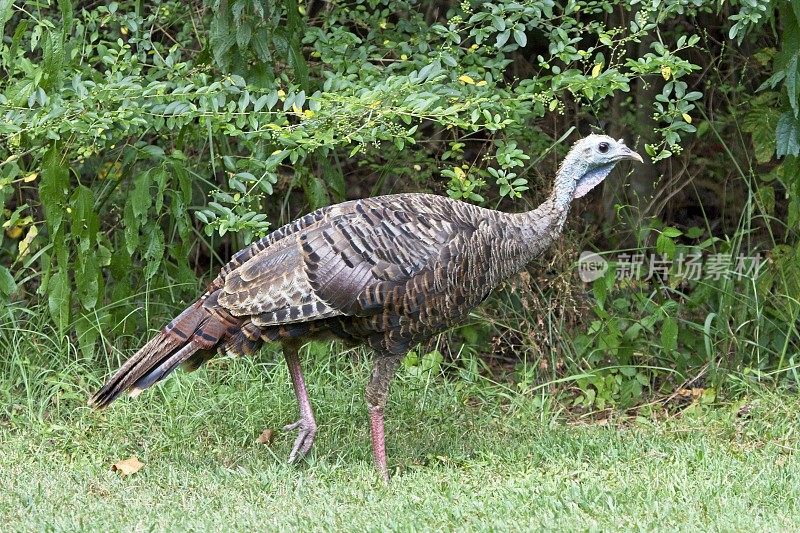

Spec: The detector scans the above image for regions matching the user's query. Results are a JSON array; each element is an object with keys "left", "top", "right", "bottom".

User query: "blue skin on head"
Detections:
[{"left": 571, "top": 136, "right": 643, "bottom": 199}]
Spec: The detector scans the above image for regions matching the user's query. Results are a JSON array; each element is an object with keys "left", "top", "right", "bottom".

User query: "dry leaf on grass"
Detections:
[
  {"left": 256, "top": 429, "right": 274, "bottom": 446},
  {"left": 111, "top": 456, "right": 144, "bottom": 477}
]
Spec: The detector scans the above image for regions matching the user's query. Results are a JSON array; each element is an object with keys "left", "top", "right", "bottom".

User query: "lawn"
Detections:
[{"left": 2, "top": 326, "right": 799, "bottom": 531}]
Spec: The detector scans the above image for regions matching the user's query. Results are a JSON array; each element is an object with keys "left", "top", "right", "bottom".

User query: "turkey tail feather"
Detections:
[
  {"left": 128, "top": 341, "right": 200, "bottom": 396},
  {"left": 89, "top": 296, "right": 238, "bottom": 409}
]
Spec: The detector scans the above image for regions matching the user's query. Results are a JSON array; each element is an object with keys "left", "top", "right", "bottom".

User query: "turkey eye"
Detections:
[{"left": 598, "top": 142, "right": 609, "bottom": 153}]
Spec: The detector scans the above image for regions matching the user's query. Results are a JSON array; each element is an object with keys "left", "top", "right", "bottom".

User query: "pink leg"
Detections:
[
  {"left": 283, "top": 342, "right": 317, "bottom": 463},
  {"left": 366, "top": 356, "right": 401, "bottom": 482},
  {"left": 369, "top": 406, "right": 389, "bottom": 483}
]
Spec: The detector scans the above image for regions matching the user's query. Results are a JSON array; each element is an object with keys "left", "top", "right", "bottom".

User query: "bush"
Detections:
[{"left": 1, "top": 0, "right": 798, "bottom": 405}]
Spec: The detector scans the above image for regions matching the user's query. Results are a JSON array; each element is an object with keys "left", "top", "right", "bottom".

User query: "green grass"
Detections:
[{"left": 2, "top": 316, "right": 800, "bottom": 531}]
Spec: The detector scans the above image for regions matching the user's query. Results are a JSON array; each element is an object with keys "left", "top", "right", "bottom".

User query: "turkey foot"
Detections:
[
  {"left": 281, "top": 341, "right": 318, "bottom": 463},
  {"left": 284, "top": 415, "right": 317, "bottom": 463}
]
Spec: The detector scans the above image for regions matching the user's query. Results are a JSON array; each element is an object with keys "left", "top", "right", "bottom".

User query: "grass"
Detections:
[{"left": 2, "top": 312, "right": 800, "bottom": 531}]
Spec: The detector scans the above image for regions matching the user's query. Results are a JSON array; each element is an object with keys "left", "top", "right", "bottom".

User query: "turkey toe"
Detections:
[{"left": 285, "top": 418, "right": 317, "bottom": 463}]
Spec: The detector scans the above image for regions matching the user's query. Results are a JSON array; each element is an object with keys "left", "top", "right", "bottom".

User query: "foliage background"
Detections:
[{"left": 1, "top": 0, "right": 799, "bottom": 409}]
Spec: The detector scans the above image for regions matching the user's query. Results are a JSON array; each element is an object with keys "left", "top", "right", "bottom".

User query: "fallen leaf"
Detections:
[
  {"left": 5, "top": 225, "right": 22, "bottom": 239},
  {"left": 256, "top": 429, "right": 274, "bottom": 446},
  {"left": 111, "top": 456, "right": 144, "bottom": 477},
  {"left": 18, "top": 225, "right": 38, "bottom": 259}
]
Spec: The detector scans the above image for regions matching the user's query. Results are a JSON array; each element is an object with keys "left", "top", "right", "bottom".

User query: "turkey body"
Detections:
[{"left": 215, "top": 192, "right": 534, "bottom": 356}]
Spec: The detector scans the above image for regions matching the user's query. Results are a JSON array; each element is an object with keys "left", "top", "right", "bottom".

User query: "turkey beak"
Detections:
[{"left": 620, "top": 146, "right": 644, "bottom": 164}]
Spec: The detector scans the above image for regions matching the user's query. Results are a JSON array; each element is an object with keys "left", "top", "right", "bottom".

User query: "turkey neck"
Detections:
[{"left": 504, "top": 152, "right": 590, "bottom": 269}]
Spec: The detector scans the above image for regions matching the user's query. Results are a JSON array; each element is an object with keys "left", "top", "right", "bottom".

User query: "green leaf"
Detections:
[
  {"left": 236, "top": 21, "right": 253, "bottom": 50},
  {"left": 319, "top": 157, "right": 345, "bottom": 202},
  {"left": 58, "top": 0, "right": 74, "bottom": 36},
  {"left": 513, "top": 29, "right": 527, "bottom": 48},
  {"left": 266, "top": 91, "right": 279, "bottom": 110},
  {"left": 282, "top": 0, "right": 310, "bottom": 90},
  {"left": 210, "top": 9, "right": 236, "bottom": 70},
  {"left": 789, "top": 197, "right": 800, "bottom": 229},
  {"left": 592, "top": 276, "right": 607, "bottom": 309},
  {"left": 661, "top": 227, "right": 683, "bottom": 238},
  {"left": 143, "top": 227, "right": 165, "bottom": 280},
  {"left": 661, "top": 316, "right": 678, "bottom": 352},
  {"left": 48, "top": 268, "right": 70, "bottom": 332},
  {"left": 272, "top": 27, "right": 289, "bottom": 56},
  {"left": 71, "top": 185, "right": 99, "bottom": 239},
  {"left": 123, "top": 201, "right": 140, "bottom": 255},
  {"left": 685, "top": 226, "right": 705, "bottom": 239},
  {"left": 75, "top": 313, "right": 99, "bottom": 359},
  {"left": 253, "top": 26, "right": 272, "bottom": 63},
  {"left": 253, "top": 94, "right": 269, "bottom": 112},
  {"left": 40, "top": 146, "right": 69, "bottom": 235},
  {"left": 288, "top": 40, "right": 310, "bottom": 90},
  {"left": 656, "top": 233, "right": 676, "bottom": 258},
  {"left": 0, "top": 265, "right": 15, "bottom": 296},
  {"left": 757, "top": 185, "right": 775, "bottom": 215},
  {"left": 7, "top": 19, "right": 28, "bottom": 69},
  {"left": 787, "top": 53, "right": 799, "bottom": 115},
  {"left": 0, "top": 0, "right": 14, "bottom": 41},
  {"left": 154, "top": 167, "right": 168, "bottom": 213},
  {"left": 776, "top": 112, "right": 800, "bottom": 158},
  {"left": 743, "top": 104, "right": 779, "bottom": 163},
  {"left": 131, "top": 171, "right": 152, "bottom": 220},
  {"left": 491, "top": 15, "right": 506, "bottom": 31},
  {"left": 141, "top": 145, "right": 165, "bottom": 159},
  {"left": 76, "top": 253, "right": 99, "bottom": 309},
  {"left": 41, "top": 28, "right": 66, "bottom": 91},
  {"left": 303, "top": 174, "right": 329, "bottom": 209},
  {"left": 496, "top": 30, "right": 511, "bottom": 48}
]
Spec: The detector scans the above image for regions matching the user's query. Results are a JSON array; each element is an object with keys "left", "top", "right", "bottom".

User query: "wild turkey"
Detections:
[{"left": 90, "top": 134, "right": 642, "bottom": 480}]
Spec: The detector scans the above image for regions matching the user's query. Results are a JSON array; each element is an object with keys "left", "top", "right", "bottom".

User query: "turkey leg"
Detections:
[
  {"left": 282, "top": 341, "right": 317, "bottom": 463},
  {"left": 366, "top": 355, "right": 401, "bottom": 482}
]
